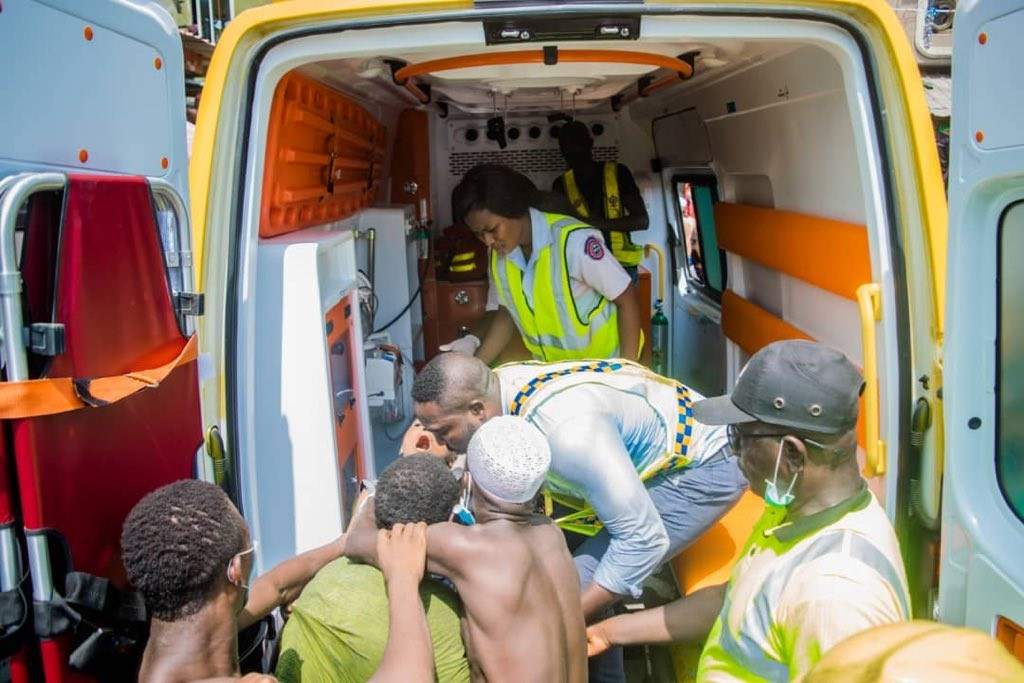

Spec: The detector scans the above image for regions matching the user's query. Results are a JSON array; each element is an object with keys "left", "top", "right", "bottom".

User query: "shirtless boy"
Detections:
[
  {"left": 122, "top": 479, "right": 435, "bottom": 683},
  {"left": 347, "top": 415, "right": 587, "bottom": 683}
]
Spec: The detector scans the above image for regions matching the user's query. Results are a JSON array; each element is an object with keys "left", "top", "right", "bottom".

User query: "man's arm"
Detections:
[
  {"left": 369, "top": 523, "right": 434, "bottom": 683},
  {"left": 344, "top": 497, "right": 476, "bottom": 581},
  {"left": 237, "top": 534, "right": 346, "bottom": 630},
  {"left": 547, "top": 415, "right": 669, "bottom": 620},
  {"left": 587, "top": 584, "right": 726, "bottom": 656},
  {"left": 613, "top": 286, "right": 641, "bottom": 361}
]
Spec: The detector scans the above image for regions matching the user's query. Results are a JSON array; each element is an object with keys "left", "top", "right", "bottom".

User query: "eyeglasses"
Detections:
[
  {"left": 726, "top": 424, "right": 830, "bottom": 453},
  {"left": 726, "top": 425, "right": 783, "bottom": 453}
]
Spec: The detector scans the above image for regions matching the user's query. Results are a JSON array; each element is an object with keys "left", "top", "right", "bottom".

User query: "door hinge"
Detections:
[
  {"left": 175, "top": 292, "right": 205, "bottom": 317},
  {"left": 23, "top": 323, "right": 66, "bottom": 356}
]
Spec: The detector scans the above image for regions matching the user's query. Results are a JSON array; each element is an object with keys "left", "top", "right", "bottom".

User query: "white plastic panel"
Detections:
[
  {"left": 247, "top": 225, "right": 363, "bottom": 571},
  {"left": 969, "top": 7, "right": 1024, "bottom": 152},
  {"left": 653, "top": 109, "right": 712, "bottom": 166},
  {"left": 0, "top": 0, "right": 188, "bottom": 197}
]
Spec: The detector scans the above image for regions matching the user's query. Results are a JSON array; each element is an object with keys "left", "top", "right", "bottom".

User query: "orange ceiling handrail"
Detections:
[
  {"left": 640, "top": 73, "right": 686, "bottom": 97},
  {"left": 403, "top": 79, "right": 431, "bottom": 104},
  {"left": 393, "top": 49, "right": 694, "bottom": 83}
]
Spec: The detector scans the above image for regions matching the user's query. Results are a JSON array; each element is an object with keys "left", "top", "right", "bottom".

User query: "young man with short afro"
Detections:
[{"left": 124, "top": 478, "right": 439, "bottom": 683}]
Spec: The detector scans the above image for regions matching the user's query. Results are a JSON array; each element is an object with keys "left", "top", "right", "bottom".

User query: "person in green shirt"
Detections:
[{"left": 276, "top": 455, "right": 470, "bottom": 683}]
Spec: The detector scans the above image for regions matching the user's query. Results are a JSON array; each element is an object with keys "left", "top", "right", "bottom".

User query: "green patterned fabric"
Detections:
[{"left": 276, "top": 558, "right": 469, "bottom": 683}]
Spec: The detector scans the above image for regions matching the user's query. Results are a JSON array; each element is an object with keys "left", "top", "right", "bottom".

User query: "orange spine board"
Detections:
[{"left": 260, "top": 72, "right": 387, "bottom": 238}]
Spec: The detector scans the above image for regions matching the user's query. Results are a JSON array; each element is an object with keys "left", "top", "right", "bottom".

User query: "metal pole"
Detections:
[
  {"left": 0, "top": 175, "right": 21, "bottom": 594},
  {"left": 0, "top": 173, "right": 66, "bottom": 384},
  {"left": 149, "top": 178, "right": 195, "bottom": 334},
  {"left": 0, "top": 172, "right": 67, "bottom": 602}
]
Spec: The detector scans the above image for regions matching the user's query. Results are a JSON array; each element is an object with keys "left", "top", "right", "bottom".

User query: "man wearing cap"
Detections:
[
  {"left": 409, "top": 352, "right": 748, "bottom": 682},
  {"left": 585, "top": 340, "right": 911, "bottom": 682}
]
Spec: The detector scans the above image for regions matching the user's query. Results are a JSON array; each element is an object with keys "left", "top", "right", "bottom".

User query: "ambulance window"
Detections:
[
  {"left": 672, "top": 176, "right": 725, "bottom": 296},
  {"left": 998, "top": 200, "right": 1024, "bottom": 522}
]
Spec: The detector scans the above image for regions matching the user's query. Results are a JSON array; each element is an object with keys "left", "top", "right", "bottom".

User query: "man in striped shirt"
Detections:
[{"left": 586, "top": 340, "right": 910, "bottom": 682}]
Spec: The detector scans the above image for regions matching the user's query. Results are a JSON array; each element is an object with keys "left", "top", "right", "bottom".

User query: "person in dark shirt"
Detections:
[{"left": 553, "top": 121, "right": 649, "bottom": 282}]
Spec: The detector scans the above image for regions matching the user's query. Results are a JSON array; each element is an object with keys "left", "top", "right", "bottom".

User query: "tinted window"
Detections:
[
  {"left": 672, "top": 177, "right": 724, "bottom": 295},
  {"left": 998, "top": 201, "right": 1024, "bottom": 522}
]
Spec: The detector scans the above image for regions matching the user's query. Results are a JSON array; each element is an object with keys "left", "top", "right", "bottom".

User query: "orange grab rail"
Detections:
[{"left": 393, "top": 48, "right": 694, "bottom": 83}]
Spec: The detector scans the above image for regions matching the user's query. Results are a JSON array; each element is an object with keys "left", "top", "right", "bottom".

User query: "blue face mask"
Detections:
[
  {"left": 451, "top": 482, "right": 475, "bottom": 526},
  {"left": 764, "top": 440, "right": 798, "bottom": 507}
]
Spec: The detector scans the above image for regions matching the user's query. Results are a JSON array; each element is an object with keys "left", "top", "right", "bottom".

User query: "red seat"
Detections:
[{"left": 10, "top": 175, "right": 202, "bottom": 682}]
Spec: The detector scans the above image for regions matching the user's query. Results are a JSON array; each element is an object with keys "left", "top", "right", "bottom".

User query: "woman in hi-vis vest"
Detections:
[{"left": 441, "top": 164, "right": 641, "bottom": 364}]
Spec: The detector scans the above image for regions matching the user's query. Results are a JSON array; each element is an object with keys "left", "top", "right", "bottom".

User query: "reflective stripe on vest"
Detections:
[
  {"left": 561, "top": 163, "right": 644, "bottom": 267},
  {"left": 507, "top": 360, "right": 696, "bottom": 477},
  {"left": 703, "top": 526, "right": 912, "bottom": 681},
  {"left": 490, "top": 213, "right": 619, "bottom": 361}
]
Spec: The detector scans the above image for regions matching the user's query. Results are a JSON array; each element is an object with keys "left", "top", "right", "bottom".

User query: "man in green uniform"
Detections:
[{"left": 276, "top": 455, "right": 470, "bottom": 682}]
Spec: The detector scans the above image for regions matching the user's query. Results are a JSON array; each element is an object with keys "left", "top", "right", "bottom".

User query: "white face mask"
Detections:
[
  {"left": 764, "top": 440, "right": 798, "bottom": 507},
  {"left": 227, "top": 542, "right": 257, "bottom": 605}
]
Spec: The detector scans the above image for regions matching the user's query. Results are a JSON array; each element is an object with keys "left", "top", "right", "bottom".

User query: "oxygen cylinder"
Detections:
[{"left": 651, "top": 299, "right": 669, "bottom": 376}]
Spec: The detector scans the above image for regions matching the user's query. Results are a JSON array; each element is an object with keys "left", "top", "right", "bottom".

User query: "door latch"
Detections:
[
  {"left": 175, "top": 292, "right": 205, "bottom": 317},
  {"left": 23, "top": 323, "right": 66, "bottom": 356}
]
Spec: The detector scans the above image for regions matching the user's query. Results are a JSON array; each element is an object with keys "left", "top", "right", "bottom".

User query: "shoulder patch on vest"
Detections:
[{"left": 584, "top": 235, "right": 605, "bottom": 260}]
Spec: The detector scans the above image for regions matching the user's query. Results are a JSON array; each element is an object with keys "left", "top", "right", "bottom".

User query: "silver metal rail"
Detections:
[
  {"left": 0, "top": 172, "right": 67, "bottom": 601},
  {"left": 149, "top": 177, "right": 197, "bottom": 334},
  {"left": 0, "top": 175, "right": 25, "bottom": 595}
]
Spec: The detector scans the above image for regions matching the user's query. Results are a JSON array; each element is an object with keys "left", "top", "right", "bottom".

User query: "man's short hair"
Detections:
[
  {"left": 411, "top": 353, "right": 490, "bottom": 410},
  {"left": 121, "top": 479, "right": 246, "bottom": 622},
  {"left": 375, "top": 454, "right": 460, "bottom": 529},
  {"left": 411, "top": 355, "right": 448, "bottom": 406}
]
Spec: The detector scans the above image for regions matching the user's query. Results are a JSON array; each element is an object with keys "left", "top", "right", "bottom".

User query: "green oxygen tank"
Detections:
[{"left": 651, "top": 299, "right": 669, "bottom": 376}]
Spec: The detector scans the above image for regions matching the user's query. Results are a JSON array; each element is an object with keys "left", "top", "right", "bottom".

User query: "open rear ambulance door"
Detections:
[
  {"left": 939, "top": 0, "right": 1024, "bottom": 659},
  {"left": 0, "top": 2, "right": 205, "bottom": 680}
]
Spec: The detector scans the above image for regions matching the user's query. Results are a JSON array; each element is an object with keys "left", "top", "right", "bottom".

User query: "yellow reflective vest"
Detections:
[
  {"left": 561, "top": 162, "right": 644, "bottom": 267},
  {"left": 489, "top": 212, "right": 619, "bottom": 361}
]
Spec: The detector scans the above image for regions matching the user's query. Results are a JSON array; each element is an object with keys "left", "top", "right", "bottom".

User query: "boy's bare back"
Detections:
[{"left": 425, "top": 514, "right": 586, "bottom": 683}]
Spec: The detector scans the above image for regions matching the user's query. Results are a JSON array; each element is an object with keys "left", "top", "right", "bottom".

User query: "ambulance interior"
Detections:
[{"left": 231, "top": 12, "right": 938, "bottom": 641}]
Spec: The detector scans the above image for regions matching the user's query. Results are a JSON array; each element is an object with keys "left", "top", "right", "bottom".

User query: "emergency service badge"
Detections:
[{"left": 584, "top": 236, "right": 605, "bottom": 260}]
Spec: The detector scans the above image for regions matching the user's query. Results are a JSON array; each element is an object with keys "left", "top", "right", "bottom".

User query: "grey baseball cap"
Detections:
[{"left": 693, "top": 340, "right": 864, "bottom": 435}]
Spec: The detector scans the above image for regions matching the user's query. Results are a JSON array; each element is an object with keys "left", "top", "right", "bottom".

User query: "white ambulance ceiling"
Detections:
[{"left": 308, "top": 39, "right": 793, "bottom": 115}]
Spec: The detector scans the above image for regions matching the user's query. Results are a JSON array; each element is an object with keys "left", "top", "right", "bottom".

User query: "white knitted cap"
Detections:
[{"left": 467, "top": 415, "right": 551, "bottom": 503}]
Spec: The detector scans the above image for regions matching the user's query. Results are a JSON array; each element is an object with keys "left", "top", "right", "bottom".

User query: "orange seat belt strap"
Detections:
[{"left": 0, "top": 334, "right": 199, "bottom": 420}]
